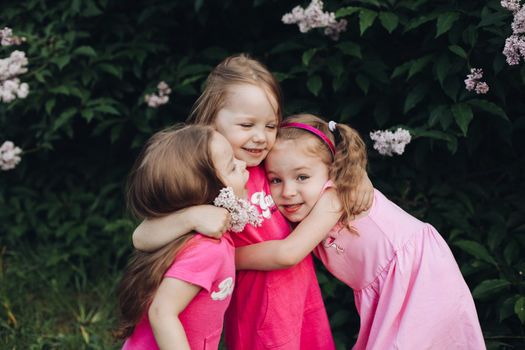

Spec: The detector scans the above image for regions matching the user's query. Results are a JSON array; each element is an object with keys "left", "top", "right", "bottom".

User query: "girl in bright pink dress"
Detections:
[
  {"left": 237, "top": 114, "right": 486, "bottom": 350},
  {"left": 131, "top": 55, "right": 373, "bottom": 349}
]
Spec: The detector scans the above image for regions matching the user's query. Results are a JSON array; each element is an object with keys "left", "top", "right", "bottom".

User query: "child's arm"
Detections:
[
  {"left": 148, "top": 278, "right": 200, "bottom": 350},
  {"left": 133, "top": 205, "right": 230, "bottom": 251},
  {"left": 235, "top": 188, "right": 342, "bottom": 270},
  {"left": 349, "top": 170, "right": 374, "bottom": 214}
]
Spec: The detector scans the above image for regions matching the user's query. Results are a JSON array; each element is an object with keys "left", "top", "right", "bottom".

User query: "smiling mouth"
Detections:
[
  {"left": 282, "top": 204, "right": 302, "bottom": 213},
  {"left": 243, "top": 148, "right": 265, "bottom": 155}
]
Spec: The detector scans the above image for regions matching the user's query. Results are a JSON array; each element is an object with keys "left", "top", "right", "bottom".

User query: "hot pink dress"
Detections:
[
  {"left": 225, "top": 166, "right": 335, "bottom": 350},
  {"left": 314, "top": 187, "right": 485, "bottom": 350},
  {"left": 123, "top": 233, "right": 235, "bottom": 350}
]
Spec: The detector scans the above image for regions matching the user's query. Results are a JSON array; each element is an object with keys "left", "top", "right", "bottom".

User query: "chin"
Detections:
[{"left": 283, "top": 213, "right": 306, "bottom": 223}]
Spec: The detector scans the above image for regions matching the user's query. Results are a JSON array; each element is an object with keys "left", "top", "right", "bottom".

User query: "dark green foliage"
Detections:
[{"left": 1, "top": 0, "right": 524, "bottom": 348}]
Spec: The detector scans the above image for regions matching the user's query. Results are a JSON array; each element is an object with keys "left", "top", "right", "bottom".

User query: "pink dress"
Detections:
[
  {"left": 123, "top": 233, "right": 235, "bottom": 350},
  {"left": 314, "top": 187, "right": 485, "bottom": 350},
  {"left": 225, "top": 166, "right": 335, "bottom": 350}
]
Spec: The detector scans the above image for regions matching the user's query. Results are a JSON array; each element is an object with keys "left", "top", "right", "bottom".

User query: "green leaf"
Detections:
[
  {"left": 448, "top": 45, "right": 468, "bottom": 59},
  {"left": 49, "top": 86, "right": 71, "bottom": 96},
  {"left": 428, "top": 105, "right": 448, "bottom": 127},
  {"left": 515, "top": 297, "right": 525, "bottom": 324},
  {"left": 337, "top": 41, "right": 362, "bottom": 59},
  {"left": 391, "top": 61, "right": 411, "bottom": 79},
  {"left": 302, "top": 48, "right": 318, "bottom": 66},
  {"left": 453, "top": 240, "right": 497, "bottom": 265},
  {"left": 53, "top": 107, "right": 77, "bottom": 131},
  {"left": 81, "top": 109, "right": 95, "bottom": 122},
  {"left": 73, "top": 45, "right": 97, "bottom": 57},
  {"left": 97, "top": 63, "right": 122, "bottom": 78},
  {"left": 336, "top": 6, "right": 360, "bottom": 18},
  {"left": 355, "top": 74, "right": 370, "bottom": 94},
  {"left": 379, "top": 12, "right": 399, "bottom": 33},
  {"left": 407, "top": 55, "right": 432, "bottom": 80},
  {"left": 436, "top": 12, "right": 460, "bottom": 37},
  {"left": 359, "top": 9, "right": 378, "bottom": 35},
  {"left": 93, "top": 105, "right": 120, "bottom": 116},
  {"left": 467, "top": 99, "right": 509, "bottom": 120},
  {"left": 307, "top": 75, "right": 322, "bottom": 96},
  {"left": 500, "top": 295, "right": 520, "bottom": 322},
  {"left": 472, "top": 279, "right": 510, "bottom": 300},
  {"left": 52, "top": 55, "right": 71, "bottom": 70},
  {"left": 434, "top": 54, "right": 450, "bottom": 85},
  {"left": 45, "top": 99, "right": 56, "bottom": 115},
  {"left": 451, "top": 103, "right": 474, "bottom": 136},
  {"left": 403, "top": 85, "right": 427, "bottom": 113},
  {"left": 404, "top": 14, "right": 437, "bottom": 32}
]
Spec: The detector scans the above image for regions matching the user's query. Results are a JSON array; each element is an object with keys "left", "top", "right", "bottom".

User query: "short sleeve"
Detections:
[{"left": 164, "top": 235, "right": 226, "bottom": 292}]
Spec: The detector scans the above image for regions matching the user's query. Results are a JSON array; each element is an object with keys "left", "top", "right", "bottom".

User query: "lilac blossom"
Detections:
[
  {"left": 0, "top": 27, "right": 25, "bottom": 47},
  {"left": 0, "top": 141, "right": 22, "bottom": 171},
  {"left": 501, "top": 0, "right": 522, "bottom": 14},
  {"left": 282, "top": 0, "right": 347, "bottom": 41},
  {"left": 370, "top": 128, "right": 412, "bottom": 156},
  {"left": 464, "top": 68, "right": 490, "bottom": 94},
  {"left": 144, "top": 81, "right": 171, "bottom": 108},
  {"left": 0, "top": 50, "right": 29, "bottom": 103},
  {"left": 213, "top": 187, "right": 262, "bottom": 232},
  {"left": 501, "top": 0, "right": 525, "bottom": 64},
  {"left": 503, "top": 34, "right": 525, "bottom": 64}
]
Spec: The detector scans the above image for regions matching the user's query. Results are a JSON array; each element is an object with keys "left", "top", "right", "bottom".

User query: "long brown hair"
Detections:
[
  {"left": 114, "top": 125, "right": 226, "bottom": 339},
  {"left": 278, "top": 114, "right": 368, "bottom": 227},
  {"left": 188, "top": 53, "right": 283, "bottom": 125}
]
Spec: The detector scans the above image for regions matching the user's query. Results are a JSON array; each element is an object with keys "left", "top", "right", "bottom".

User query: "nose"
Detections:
[
  {"left": 251, "top": 127, "right": 266, "bottom": 144},
  {"left": 281, "top": 181, "right": 296, "bottom": 198}
]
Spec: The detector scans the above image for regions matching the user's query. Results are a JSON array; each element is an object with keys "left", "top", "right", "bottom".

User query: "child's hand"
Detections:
[
  {"left": 189, "top": 205, "right": 231, "bottom": 238},
  {"left": 349, "top": 170, "right": 374, "bottom": 215}
]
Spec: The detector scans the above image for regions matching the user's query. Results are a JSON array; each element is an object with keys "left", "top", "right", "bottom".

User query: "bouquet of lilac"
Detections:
[{"left": 213, "top": 187, "right": 263, "bottom": 232}]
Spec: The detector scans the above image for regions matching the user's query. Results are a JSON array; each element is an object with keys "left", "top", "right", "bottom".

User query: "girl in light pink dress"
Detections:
[{"left": 237, "top": 114, "right": 486, "bottom": 350}]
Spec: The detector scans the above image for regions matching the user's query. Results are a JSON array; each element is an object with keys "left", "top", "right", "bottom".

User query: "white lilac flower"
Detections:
[
  {"left": 370, "top": 128, "right": 412, "bottom": 156},
  {"left": 0, "top": 78, "right": 29, "bottom": 103},
  {"left": 0, "top": 50, "right": 28, "bottom": 81},
  {"left": 0, "top": 141, "right": 22, "bottom": 170},
  {"left": 213, "top": 187, "right": 263, "bottom": 232},
  {"left": 144, "top": 81, "right": 171, "bottom": 108},
  {"left": 282, "top": 0, "right": 347, "bottom": 41},
  {"left": 464, "top": 68, "right": 489, "bottom": 94},
  {"left": 0, "top": 27, "right": 25, "bottom": 47}
]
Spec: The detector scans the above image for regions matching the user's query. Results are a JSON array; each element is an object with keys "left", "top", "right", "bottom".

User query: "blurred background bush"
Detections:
[{"left": 1, "top": 0, "right": 524, "bottom": 349}]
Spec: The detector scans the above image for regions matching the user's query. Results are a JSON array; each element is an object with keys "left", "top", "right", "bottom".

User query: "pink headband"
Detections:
[{"left": 280, "top": 122, "right": 336, "bottom": 156}]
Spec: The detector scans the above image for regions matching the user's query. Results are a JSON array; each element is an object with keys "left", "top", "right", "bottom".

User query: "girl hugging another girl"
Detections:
[
  {"left": 131, "top": 55, "right": 374, "bottom": 349},
  {"left": 237, "top": 114, "right": 486, "bottom": 350},
  {"left": 115, "top": 125, "right": 250, "bottom": 349}
]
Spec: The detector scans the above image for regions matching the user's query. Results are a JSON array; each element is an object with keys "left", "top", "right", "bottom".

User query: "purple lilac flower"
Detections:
[
  {"left": 502, "top": 0, "right": 525, "bottom": 65},
  {"left": 282, "top": 0, "right": 347, "bottom": 41},
  {"left": 464, "top": 68, "right": 489, "bottom": 94}
]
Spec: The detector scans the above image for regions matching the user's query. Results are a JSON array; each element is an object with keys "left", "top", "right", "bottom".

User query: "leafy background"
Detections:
[{"left": 1, "top": 0, "right": 524, "bottom": 349}]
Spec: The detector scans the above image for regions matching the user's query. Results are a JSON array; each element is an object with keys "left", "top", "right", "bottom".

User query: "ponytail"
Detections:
[{"left": 329, "top": 123, "right": 368, "bottom": 225}]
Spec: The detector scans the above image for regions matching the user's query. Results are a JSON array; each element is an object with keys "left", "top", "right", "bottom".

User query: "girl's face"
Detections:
[
  {"left": 211, "top": 132, "right": 249, "bottom": 198},
  {"left": 265, "top": 139, "right": 329, "bottom": 222},
  {"left": 214, "top": 84, "right": 278, "bottom": 167}
]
